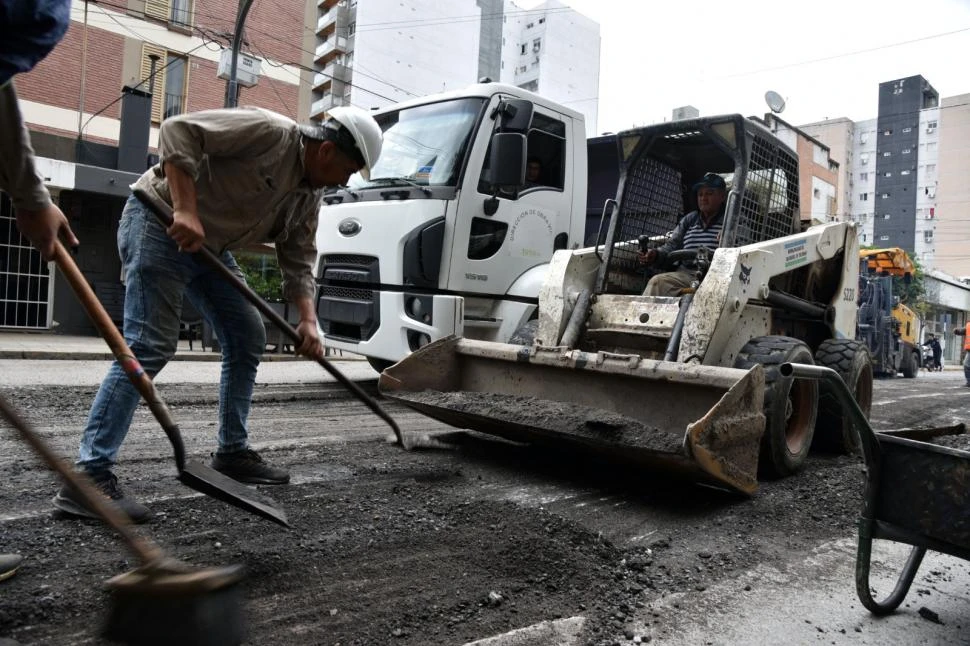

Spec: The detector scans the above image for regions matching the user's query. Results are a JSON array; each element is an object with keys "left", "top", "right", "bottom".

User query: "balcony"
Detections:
[
  {"left": 315, "top": 35, "right": 348, "bottom": 64},
  {"left": 317, "top": 2, "right": 349, "bottom": 36},
  {"left": 310, "top": 92, "right": 349, "bottom": 119},
  {"left": 313, "top": 62, "right": 351, "bottom": 90}
]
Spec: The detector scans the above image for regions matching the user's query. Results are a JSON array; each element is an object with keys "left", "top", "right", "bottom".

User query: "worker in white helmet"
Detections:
[{"left": 53, "top": 105, "right": 382, "bottom": 524}]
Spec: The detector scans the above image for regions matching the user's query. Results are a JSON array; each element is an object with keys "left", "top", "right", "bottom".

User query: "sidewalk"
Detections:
[{"left": 0, "top": 331, "right": 363, "bottom": 363}]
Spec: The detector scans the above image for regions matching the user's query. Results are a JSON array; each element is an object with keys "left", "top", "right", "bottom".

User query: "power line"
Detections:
[{"left": 717, "top": 26, "right": 970, "bottom": 80}]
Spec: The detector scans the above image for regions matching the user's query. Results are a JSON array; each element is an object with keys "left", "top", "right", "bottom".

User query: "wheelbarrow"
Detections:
[{"left": 782, "top": 363, "right": 970, "bottom": 615}]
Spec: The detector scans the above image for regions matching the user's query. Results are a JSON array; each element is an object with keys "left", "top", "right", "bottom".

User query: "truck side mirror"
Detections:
[{"left": 484, "top": 132, "right": 527, "bottom": 191}]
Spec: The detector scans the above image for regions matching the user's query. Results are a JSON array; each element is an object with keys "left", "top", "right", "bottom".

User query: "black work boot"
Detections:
[
  {"left": 210, "top": 449, "right": 290, "bottom": 485},
  {"left": 52, "top": 471, "right": 152, "bottom": 524}
]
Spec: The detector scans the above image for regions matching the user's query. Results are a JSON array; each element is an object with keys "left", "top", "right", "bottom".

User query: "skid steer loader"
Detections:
[{"left": 378, "top": 114, "right": 874, "bottom": 494}]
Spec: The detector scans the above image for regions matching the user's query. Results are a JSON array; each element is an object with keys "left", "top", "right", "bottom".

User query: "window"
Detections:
[
  {"left": 860, "top": 133, "right": 869, "bottom": 144},
  {"left": 901, "top": 169, "right": 911, "bottom": 175},
  {"left": 926, "top": 163, "right": 937, "bottom": 173},
  {"left": 902, "top": 127, "right": 912, "bottom": 133},
  {"left": 539, "top": 17, "right": 545, "bottom": 23},
  {"left": 927, "top": 120, "right": 938, "bottom": 132},
  {"left": 860, "top": 172, "right": 869, "bottom": 181},
  {"left": 880, "top": 234, "right": 890, "bottom": 241},
  {"left": 347, "top": 21, "right": 356, "bottom": 36},
  {"left": 882, "top": 151, "right": 891, "bottom": 157},
  {"left": 526, "top": 22, "right": 534, "bottom": 28},
  {"left": 141, "top": 44, "right": 187, "bottom": 123},
  {"left": 860, "top": 153, "right": 869, "bottom": 165},
  {"left": 144, "top": 0, "right": 192, "bottom": 27},
  {"left": 884, "top": 213, "right": 891, "bottom": 219},
  {"left": 533, "top": 38, "right": 542, "bottom": 53},
  {"left": 861, "top": 233, "right": 867, "bottom": 242},
  {"left": 881, "top": 193, "right": 890, "bottom": 199},
  {"left": 859, "top": 192, "right": 868, "bottom": 201},
  {"left": 902, "top": 148, "right": 912, "bottom": 154},
  {"left": 883, "top": 129, "right": 892, "bottom": 136},
  {"left": 924, "top": 230, "right": 934, "bottom": 242},
  {"left": 520, "top": 44, "right": 527, "bottom": 55},
  {"left": 883, "top": 171, "right": 892, "bottom": 178},
  {"left": 926, "top": 142, "right": 937, "bottom": 153}
]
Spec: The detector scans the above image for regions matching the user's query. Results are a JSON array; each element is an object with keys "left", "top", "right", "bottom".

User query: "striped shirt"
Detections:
[{"left": 658, "top": 209, "right": 724, "bottom": 267}]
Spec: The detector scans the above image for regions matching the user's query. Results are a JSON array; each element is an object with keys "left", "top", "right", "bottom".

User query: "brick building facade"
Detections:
[{"left": 2, "top": 0, "right": 313, "bottom": 333}]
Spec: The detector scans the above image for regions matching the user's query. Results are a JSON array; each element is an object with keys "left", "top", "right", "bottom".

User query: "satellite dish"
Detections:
[{"left": 765, "top": 91, "right": 786, "bottom": 114}]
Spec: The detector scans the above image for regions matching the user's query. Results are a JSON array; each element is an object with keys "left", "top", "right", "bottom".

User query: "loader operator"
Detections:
[
  {"left": 638, "top": 172, "right": 726, "bottom": 296},
  {"left": 52, "top": 106, "right": 383, "bottom": 524},
  {"left": 1, "top": 0, "right": 77, "bottom": 581}
]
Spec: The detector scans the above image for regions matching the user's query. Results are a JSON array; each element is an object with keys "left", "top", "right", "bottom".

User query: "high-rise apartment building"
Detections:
[
  {"left": 871, "top": 76, "right": 939, "bottom": 261},
  {"left": 934, "top": 93, "right": 970, "bottom": 278},
  {"left": 311, "top": 0, "right": 600, "bottom": 135}
]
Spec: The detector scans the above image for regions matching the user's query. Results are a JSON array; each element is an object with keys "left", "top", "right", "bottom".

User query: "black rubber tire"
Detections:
[
  {"left": 367, "top": 357, "right": 395, "bottom": 374},
  {"left": 901, "top": 349, "right": 918, "bottom": 378},
  {"left": 813, "top": 339, "right": 873, "bottom": 454},
  {"left": 734, "top": 335, "right": 819, "bottom": 478},
  {"left": 508, "top": 319, "right": 539, "bottom": 346}
]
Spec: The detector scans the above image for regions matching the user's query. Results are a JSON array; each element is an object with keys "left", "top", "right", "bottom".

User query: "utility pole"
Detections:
[{"left": 225, "top": 0, "right": 255, "bottom": 108}]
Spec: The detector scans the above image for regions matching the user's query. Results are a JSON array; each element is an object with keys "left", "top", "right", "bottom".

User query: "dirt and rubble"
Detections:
[{"left": 0, "top": 372, "right": 969, "bottom": 645}]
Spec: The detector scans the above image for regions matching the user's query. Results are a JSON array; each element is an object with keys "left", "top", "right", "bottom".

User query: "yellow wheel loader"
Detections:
[{"left": 378, "top": 115, "right": 873, "bottom": 494}]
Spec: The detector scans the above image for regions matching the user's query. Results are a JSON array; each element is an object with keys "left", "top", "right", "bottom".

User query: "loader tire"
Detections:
[
  {"left": 508, "top": 319, "right": 539, "bottom": 346},
  {"left": 367, "top": 358, "right": 395, "bottom": 374},
  {"left": 901, "top": 349, "right": 918, "bottom": 378},
  {"left": 735, "top": 336, "right": 819, "bottom": 479},
  {"left": 813, "top": 340, "right": 873, "bottom": 454}
]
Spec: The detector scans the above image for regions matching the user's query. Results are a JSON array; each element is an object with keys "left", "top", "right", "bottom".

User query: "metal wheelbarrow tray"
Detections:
[{"left": 783, "top": 363, "right": 970, "bottom": 615}]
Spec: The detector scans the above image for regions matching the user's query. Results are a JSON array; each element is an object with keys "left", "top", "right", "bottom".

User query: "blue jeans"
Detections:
[
  {"left": 963, "top": 350, "right": 970, "bottom": 385},
  {"left": 77, "top": 195, "right": 266, "bottom": 473}
]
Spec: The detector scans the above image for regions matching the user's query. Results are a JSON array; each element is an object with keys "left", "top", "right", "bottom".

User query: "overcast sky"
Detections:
[{"left": 518, "top": 0, "right": 970, "bottom": 133}]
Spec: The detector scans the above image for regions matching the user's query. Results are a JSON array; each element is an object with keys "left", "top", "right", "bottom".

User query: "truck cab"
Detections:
[{"left": 314, "top": 83, "right": 616, "bottom": 370}]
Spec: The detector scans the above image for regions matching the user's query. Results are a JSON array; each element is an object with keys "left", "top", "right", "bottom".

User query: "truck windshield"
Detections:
[{"left": 349, "top": 97, "right": 485, "bottom": 189}]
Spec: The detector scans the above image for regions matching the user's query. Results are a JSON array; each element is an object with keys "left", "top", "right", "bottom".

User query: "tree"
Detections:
[{"left": 235, "top": 251, "right": 283, "bottom": 302}]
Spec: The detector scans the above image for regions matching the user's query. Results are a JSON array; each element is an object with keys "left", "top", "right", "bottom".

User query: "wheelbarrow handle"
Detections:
[
  {"left": 132, "top": 188, "right": 408, "bottom": 448},
  {"left": 52, "top": 241, "right": 187, "bottom": 471}
]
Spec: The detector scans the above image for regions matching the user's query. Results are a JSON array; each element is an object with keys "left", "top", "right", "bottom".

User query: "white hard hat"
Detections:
[
  {"left": 300, "top": 106, "right": 383, "bottom": 180},
  {"left": 324, "top": 106, "right": 383, "bottom": 180}
]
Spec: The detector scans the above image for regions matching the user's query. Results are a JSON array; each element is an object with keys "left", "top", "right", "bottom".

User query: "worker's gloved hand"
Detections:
[
  {"left": 637, "top": 249, "right": 658, "bottom": 265},
  {"left": 168, "top": 208, "right": 206, "bottom": 253},
  {"left": 294, "top": 319, "right": 323, "bottom": 359}
]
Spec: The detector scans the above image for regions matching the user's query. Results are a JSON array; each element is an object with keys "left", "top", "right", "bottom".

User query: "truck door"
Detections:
[{"left": 448, "top": 103, "right": 575, "bottom": 296}]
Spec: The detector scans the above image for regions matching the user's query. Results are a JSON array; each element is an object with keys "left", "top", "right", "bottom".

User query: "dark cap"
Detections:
[{"left": 692, "top": 172, "right": 727, "bottom": 192}]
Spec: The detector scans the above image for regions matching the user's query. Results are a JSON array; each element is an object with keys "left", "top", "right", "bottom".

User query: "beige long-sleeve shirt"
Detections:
[
  {"left": 0, "top": 81, "right": 53, "bottom": 211},
  {"left": 133, "top": 107, "right": 322, "bottom": 301}
]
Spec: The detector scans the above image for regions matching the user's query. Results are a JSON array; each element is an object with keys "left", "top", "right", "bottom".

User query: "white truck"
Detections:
[{"left": 313, "top": 83, "right": 619, "bottom": 371}]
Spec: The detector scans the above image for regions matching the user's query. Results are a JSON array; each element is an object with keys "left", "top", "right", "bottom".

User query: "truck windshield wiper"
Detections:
[{"left": 368, "top": 176, "right": 433, "bottom": 197}]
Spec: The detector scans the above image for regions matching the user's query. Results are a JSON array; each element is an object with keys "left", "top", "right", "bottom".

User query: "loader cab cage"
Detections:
[{"left": 597, "top": 115, "right": 800, "bottom": 295}]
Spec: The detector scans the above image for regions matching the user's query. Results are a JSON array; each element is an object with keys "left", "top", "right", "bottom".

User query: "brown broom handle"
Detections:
[
  {"left": 132, "top": 188, "right": 407, "bottom": 448},
  {"left": 52, "top": 241, "right": 187, "bottom": 471},
  {"left": 0, "top": 395, "right": 163, "bottom": 564}
]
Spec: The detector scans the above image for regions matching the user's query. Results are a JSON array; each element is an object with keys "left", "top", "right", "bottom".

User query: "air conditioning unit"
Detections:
[{"left": 217, "top": 49, "right": 262, "bottom": 87}]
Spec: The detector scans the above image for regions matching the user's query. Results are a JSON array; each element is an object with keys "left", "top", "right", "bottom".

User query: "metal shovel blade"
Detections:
[{"left": 179, "top": 460, "right": 290, "bottom": 527}]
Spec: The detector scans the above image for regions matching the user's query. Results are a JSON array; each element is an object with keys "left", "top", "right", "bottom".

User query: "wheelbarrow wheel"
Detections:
[
  {"left": 735, "top": 336, "right": 819, "bottom": 478},
  {"left": 813, "top": 339, "right": 873, "bottom": 454}
]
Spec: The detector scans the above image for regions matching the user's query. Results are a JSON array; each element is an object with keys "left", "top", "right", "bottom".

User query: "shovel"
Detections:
[
  {"left": 131, "top": 188, "right": 419, "bottom": 450},
  {"left": 0, "top": 394, "right": 247, "bottom": 646},
  {"left": 51, "top": 240, "right": 289, "bottom": 527}
]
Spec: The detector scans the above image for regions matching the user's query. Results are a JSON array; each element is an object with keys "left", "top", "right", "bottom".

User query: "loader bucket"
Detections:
[{"left": 379, "top": 337, "right": 767, "bottom": 494}]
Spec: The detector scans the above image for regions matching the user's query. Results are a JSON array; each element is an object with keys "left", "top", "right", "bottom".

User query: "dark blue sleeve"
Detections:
[{"left": 0, "top": 0, "right": 71, "bottom": 86}]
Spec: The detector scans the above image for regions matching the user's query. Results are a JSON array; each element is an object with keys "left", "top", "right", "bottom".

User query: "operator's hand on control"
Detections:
[
  {"left": 168, "top": 208, "right": 206, "bottom": 253},
  {"left": 15, "top": 204, "right": 79, "bottom": 261},
  {"left": 294, "top": 319, "right": 324, "bottom": 359},
  {"left": 637, "top": 249, "right": 658, "bottom": 266}
]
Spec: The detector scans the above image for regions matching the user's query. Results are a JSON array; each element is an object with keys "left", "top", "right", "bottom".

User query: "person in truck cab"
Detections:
[{"left": 638, "top": 172, "right": 726, "bottom": 296}]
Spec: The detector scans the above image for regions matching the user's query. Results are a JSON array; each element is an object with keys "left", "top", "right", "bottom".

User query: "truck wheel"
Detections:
[
  {"left": 367, "top": 357, "right": 394, "bottom": 373},
  {"left": 901, "top": 349, "right": 918, "bottom": 378},
  {"left": 508, "top": 319, "right": 539, "bottom": 346},
  {"left": 735, "top": 336, "right": 819, "bottom": 478},
  {"left": 813, "top": 340, "right": 873, "bottom": 454}
]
